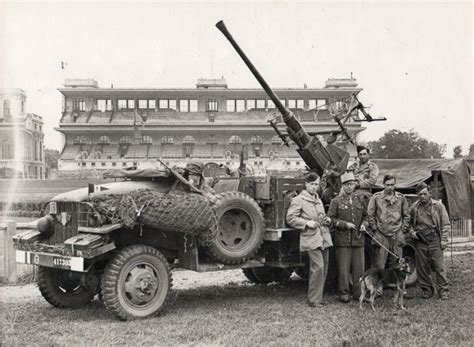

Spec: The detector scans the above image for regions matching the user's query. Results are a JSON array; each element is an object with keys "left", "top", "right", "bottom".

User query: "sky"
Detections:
[{"left": 1, "top": 1, "right": 472, "bottom": 156}]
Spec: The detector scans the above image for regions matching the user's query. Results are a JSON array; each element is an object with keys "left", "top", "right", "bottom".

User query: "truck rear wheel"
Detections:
[
  {"left": 101, "top": 245, "right": 172, "bottom": 321},
  {"left": 207, "top": 192, "right": 265, "bottom": 264},
  {"left": 37, "top": 267, "right": 95, "bottom": 309}
]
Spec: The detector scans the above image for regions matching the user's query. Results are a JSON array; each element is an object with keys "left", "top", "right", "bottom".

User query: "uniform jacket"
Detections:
[
  {"left": 327, "top": 192, "right": 368, "bottom": 247},
  {"left": 348, "top": 160, "right": 380, "bottom": 190},
  {"left": 367, "top": 191, "right": 410, "bottom": 237},
  {"left": 410, "top": 198, "right": 451, "bottom": 238},
  {"left": 286, "top": 190, "right": 333, "bottom": 252}
]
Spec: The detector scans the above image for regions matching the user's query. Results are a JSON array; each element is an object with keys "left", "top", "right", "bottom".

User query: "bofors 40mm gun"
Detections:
[{"left": 11, "top": 21, "right": 383, "bottom": 321}]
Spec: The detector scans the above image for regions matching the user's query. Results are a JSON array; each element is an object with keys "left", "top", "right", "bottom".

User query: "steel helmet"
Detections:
[{"left": 185, "top": 161, "right": 204, "bottom": 175}]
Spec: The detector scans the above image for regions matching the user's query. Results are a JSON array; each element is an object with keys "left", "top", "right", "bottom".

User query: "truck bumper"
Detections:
[{"left": 15, "top": 250, "right": 86, "bottom": 272}]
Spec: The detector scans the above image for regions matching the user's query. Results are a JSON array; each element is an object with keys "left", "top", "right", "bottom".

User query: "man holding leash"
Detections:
[
  {"left": 327, "top": 171, "right": 369, "bottom": 303},
  {"left": 286, "top": 173, "right": 333, "bottom": 307},
  {"left": 409, "top": 182, "right": 450, "bottom": 300},
  {"left": 367, "top": 175, "right": 410, "bottom": 295}
]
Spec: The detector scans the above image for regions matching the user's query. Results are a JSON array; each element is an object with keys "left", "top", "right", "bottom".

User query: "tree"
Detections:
[
  {"left": 453, "top": 145, "right": 463, "bottom": 158},
  {"left": 367, "top": 129, "right": 446, "bottom": 159},
  {"left": 44, "top": 149, "right": 60, "bottom": 170}
]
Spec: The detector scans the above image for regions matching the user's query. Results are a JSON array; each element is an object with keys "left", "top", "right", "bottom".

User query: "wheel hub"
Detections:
[{"left": 124, "top": 266, "right": 158, "bottom": 305}]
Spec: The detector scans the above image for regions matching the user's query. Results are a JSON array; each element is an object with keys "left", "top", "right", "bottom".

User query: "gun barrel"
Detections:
[{"left": 216, "top": 21, "right": 290, "bottom": 121}]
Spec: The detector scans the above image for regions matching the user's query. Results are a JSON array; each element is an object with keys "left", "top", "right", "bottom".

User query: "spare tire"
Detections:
[{"left": 206, "top": 191, "right": 265, "bottom": 264}]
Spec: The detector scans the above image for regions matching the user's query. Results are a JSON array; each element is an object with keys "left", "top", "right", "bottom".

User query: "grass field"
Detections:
[{"left": 1, "top": 253, "right": 473, "bottom": 345}]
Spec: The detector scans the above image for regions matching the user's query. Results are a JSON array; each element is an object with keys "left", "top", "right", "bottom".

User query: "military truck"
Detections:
[{"left": 13, "top": 21, "right": 403, "bottom": 320}]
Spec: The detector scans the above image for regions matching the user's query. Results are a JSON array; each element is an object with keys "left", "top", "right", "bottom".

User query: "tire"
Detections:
[
  {"left": 251, "top": 267, "right": 293, "bottom": 284},
  {"left": 242, "top": 268, "right": 260, "bottom": 284},
  {"left": 37, "top": 267, "right": 95, "bottom": 309},
  {"left": 206, "top": 192, "right": 265, "bottom": 264},
  {"left": 101, "top": 245, "right": 172, "bottom": 321}
]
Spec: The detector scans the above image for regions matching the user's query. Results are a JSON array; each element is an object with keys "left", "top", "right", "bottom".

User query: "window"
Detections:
[
  {"left": 309, "top": 99, "right": 317, "bottom": 110},
  {"left": 190, "top": 100, "right": 198, "bottom": 112},
  {"left": 159, "top": 99, "right": 168, "bottom": 109},
  {"left": 206, "top": 99, "right": 218, "bottom": 111},
  {"left": 247, "top": 99, "right": 255, "bottom": 110},
  {"left": 161, "top": 136, "right": 173, "bottom": 144},
  {"left": 127, "top": 99, "right": 135, "bottom": 109},
  {"left": 119, "top": 136, "right": 132, "bottom": 144},
  {"left": 141, "top": 135, "right": 153, "bottom": 144},
  {"left": 122, "top": 162, "right": 127, "bottom": 167},
  {"left": 229, "top": 135, "right": 242, "bottom": 144},
  {"left": 288, "top": 99, "right": 296, "bottom": 109},
  {"left": 279, "top": 98, "right": 286, "bottom": 107},
  {"left": 112, "top": 162, "right": 117, "bottom": 167},
  {"left": 267, "top": 100, "right": 275, "bottom": 109},
  {"left": 297, "top": 99, "right": 304, "bottom": 109},
  {"left": 97, "top": 99, "right": 112, "bottom": 112},
  {"left": 73, "top": 136, "right": 89, "bottom": 145},
  {"left": 271, "top": 135, "right": 282, "bottom": 145},
  {"left": 1, "top": 140, "right": 13, "bottom": 159},
  {"left": 91, "top": 162, "right": 96, "bottom": 167},
  {"left": 3, "top": 99, "right": 10, "bottom": 116},
  {"left": 138, "top": 99, "right": 156, "bottom": 109},
  {"left": 98, "top": 135, "right": 110, "bottom": 144},
  {"left": 317, "top": 99, "right": 328, "bottom": 110},
  {"left": 118, "top": 99, "right": 127, "bottom": 110},
  {"left": 227, "top": 100, "right": 235, "bottom": 112},
  {"left": 236, "top": 100, "right": 245, "bottom": 112},
  {"left": 206, "top": 135, "right": 218, "bottom": 144},
  {"left": 72, "top": 99, "right": 85, "bottom": 111},
  {"left": 251, "top": 136, "right": 263, "bottom": 144},
  {"left": 169, "top": 100, "right": 176, "bottom": 110},
  {"left": 183, "top": 136, "right": 195, "bottom": 144},
  {"left": 256, "top": 99, "right": 266, "bottom": 109},
  {"left": 101, "top": 162, "right": 106, "bottom": 167},
  {"left": 179, "top": 100, "right": 189, "bottom": 112}
]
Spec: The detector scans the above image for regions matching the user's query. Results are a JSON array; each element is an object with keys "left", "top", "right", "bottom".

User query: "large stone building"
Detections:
[
  {"left": 57, "top": 78, "right": 365, "bottom": 173},
  {"left": 0, "top": 89, "right": 45, "bottom": 179}
]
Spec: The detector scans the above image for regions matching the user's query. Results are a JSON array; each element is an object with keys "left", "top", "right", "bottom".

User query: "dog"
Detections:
[{"left": 359, "top": 257, "right": 412, "bottom": 311}]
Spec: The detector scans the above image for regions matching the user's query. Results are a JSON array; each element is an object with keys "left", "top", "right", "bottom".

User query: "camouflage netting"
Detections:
[{"left": 90, "top": 189, "right": 218, "bottom": 245}]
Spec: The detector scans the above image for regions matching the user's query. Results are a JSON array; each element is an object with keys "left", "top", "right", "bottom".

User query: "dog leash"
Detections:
[{"left": 365, "top": 231, "right": 401, "bottom": 259}]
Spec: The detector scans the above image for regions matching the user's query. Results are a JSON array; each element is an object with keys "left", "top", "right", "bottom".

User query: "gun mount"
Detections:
[{"left": 216, "top": 20, "right": 349, "bottom": 177}]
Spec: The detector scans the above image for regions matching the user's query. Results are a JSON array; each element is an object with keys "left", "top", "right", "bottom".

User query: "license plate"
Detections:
[{"left": 16, "top": 250, "right": 85, "bottom": 272}]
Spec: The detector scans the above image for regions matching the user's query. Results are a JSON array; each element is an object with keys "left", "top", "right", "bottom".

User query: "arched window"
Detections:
[
  {"left": 73, "top": 136, "right": 89, "bottom": 145},
  {"left": 229, "top": 135, "right": 242, "bottom": 144},
  {"left": 183, "top": 136, "right": 195, "bottom": 144},
  {"left": 141, "top": 135, "right": 153, "bottom": 144},
  {"left": 271, "top": 136, "right": 282, "bottom": 145},
  {"left": 119, "top": 136, "right": 132, "bottom": 144},
  {"left": 3, "top": 99, "right": 10, "bottom": 117},
  {"left": 250, "top": 136, "right": 263, "bottom": 144},
  {"left": 206, "top": 135, "right": 218, "bottom": 144},
  {"left": 161, "top": 136, "right": 174, "bottom": 144},
  {"left": 97, "top": 135, "right": 110, "bottom": 145}
]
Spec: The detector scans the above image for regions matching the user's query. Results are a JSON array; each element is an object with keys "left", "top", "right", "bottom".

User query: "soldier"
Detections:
[
  {"left": 286, "top": 173, "right": 333, "bottom": 307},
  {"left": 409, "top": 182, "right": 450, "bottom": 300},
  {"left": 367, "top": 174, "right": 410, "bottom": 295},
  {"left": 327, "top": 171, "right": 368, "bottom": 302},
  {"left": 171, "top": 161, "right": 215, "bottom": 196},
  {"left": 348, "top": 145, "right": 380, "bottom": 206}
]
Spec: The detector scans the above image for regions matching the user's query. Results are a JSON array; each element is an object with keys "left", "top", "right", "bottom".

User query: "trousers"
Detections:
[
  {"left": 415, "top": 233, "right": 448, "bottom": 295},
  {"left": 335, "top": 246, "right": 364, "bottom": 299},
  {"left": 307, "top": 247, "right": 329, "bottom": 304}
]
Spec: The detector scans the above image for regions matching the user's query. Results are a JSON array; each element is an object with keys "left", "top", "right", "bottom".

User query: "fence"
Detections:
[
  {"left": 0, "top": 220, "right": 36, "bottom": 282},
  {"left": 0, "top": 218, "right": 473, "bottom": 283}
]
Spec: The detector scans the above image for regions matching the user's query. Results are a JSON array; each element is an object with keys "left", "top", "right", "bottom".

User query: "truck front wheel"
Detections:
[
  {"left": 37, "top": 267, "right": 95, "bottom": 308},
  {"left": 101, "top": 245, "right": 172, "bottom": 321}
]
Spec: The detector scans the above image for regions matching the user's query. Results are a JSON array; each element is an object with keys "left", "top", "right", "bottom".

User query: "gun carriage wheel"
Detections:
[
  {"left": 101, "top": 245, "right": 172, "bottom": 321},
  {"left": 207, "top": 192, "right": 265, "bottom": 264},
  {"left": 37, "top": 267, "right": 96, "bottom": 308}
]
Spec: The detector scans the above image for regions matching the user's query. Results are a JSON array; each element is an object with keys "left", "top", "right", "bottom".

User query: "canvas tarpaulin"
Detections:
[{"left": 371, "top": 159, "right": 471, "bottom": 219}]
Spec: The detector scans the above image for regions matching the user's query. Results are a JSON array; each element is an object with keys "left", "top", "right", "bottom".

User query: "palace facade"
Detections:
[
  {"left": 0, "top": 89, "right": 45, "bottom": 179},
  {"left": 57, "top": 78, "right": 365, "bottom": 173}
]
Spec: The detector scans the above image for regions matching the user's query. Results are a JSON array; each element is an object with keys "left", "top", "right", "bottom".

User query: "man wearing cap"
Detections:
[
  {"left": 348, "top": 146, "right": 380, "bottom": 205},
  {"left": 286, "top": 173, "right": 333, "bottom": 307},
  {"left": 171, "top": 161, "right": 215, "bottom": 195},
  {"left": 327, "top": 171, "right": 368, "bottom": 302},
  {"left": 409, "top": 182, "right": 450, "bottom": 300},
  {"left": 367, "top": 175, "right": 410, "bottom": 295}
]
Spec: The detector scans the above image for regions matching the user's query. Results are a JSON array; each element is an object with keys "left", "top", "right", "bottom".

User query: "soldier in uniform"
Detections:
[
  {"left": 409, "top": 182, "right": 450, "bottom": 300},
  {"left": 367, "top": 174, "right": 410, "bottom": 295},
  {"left": 348, "top": 145, "right": 380, "bottom": 206},
  {"left": 286, "top": 173, "right": 333, "bottom": 307},
  {"left": 171, "top": 161, "right": 215, "bottom": 196},
  {"left": 327, "top": 171, "right": 368, "bottom": 302}
]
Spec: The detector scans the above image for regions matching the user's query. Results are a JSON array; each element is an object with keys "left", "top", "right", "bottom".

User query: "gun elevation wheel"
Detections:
[
  {"left": 37, "top": 267, "right": 96, "bottom": 309},
  {"left": 101, "top": 245, "right": 172, "bottom": 321},
  {"left": 207, "top": 192, "right": 265, "bottom": 264}
]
